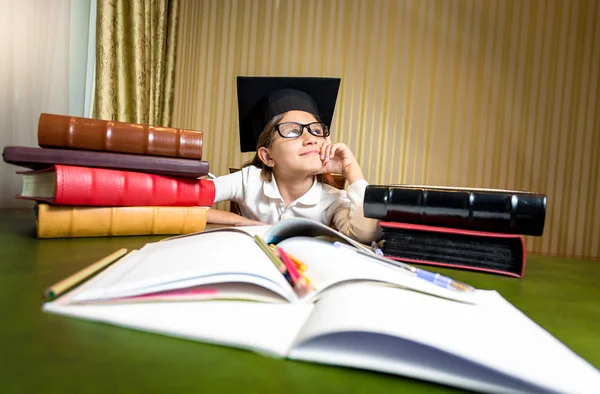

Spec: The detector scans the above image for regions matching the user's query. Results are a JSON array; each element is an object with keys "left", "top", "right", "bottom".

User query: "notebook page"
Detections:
[
  {"left": 289, "top": 284, "right": 600, "bottom": 394},
  {"left": 71, "top": 231, "right": 295, "bottom": 303},
  {"left": 66, "top": 249, "right": 147, "bottom": 302},
  {"left": 263, "top": 217, "right": 370, "bottom": 251},
  {"left": 277, "top": 237, "right": 479, "bottom": 304},
  {"left": 79, "top": 283, "right": 289, "bottom": 304},
  {"left": 228, "top": 224, "right": 271, "bottom": 237},
  {"left": 155, "top": 224, "right": 272, "bottom": 244},
  {"left": 43, "top": 300, "right": 313, "bottom": 358}
]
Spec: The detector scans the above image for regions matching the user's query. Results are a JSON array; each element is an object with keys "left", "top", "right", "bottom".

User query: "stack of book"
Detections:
[
  {"left": 2, "top": 113, "right": 215, "bottom": 238},
  {"left": 364, "top": 185, "right": 548, "bottom": 278}
]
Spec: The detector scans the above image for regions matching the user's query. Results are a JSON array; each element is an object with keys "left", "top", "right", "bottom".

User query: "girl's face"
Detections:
[{"left": 261, "top": 110, "right": 327, "bottom": 177}]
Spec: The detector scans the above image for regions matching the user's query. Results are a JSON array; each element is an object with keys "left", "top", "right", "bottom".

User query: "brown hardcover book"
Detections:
[{"left": 38, "top": 113, "right": 204, "bottom": 159}]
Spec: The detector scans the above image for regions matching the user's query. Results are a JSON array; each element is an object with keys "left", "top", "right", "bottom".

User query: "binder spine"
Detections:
[
  {"left": 364, "top": 185, "right": 546, "bottom": 236},
  {"left": 37, "top": 113, "right": 204, "bottom": 159}
]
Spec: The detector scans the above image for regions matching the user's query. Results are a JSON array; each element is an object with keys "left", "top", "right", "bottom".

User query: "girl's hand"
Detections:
[
  {"left": 311, "top": 141, "right": 355, "bottom": 175},
  {"left": 310, "top": 140, "right": 365, "bottom": 184}
]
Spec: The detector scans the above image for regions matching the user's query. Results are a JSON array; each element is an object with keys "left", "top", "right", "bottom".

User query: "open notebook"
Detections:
[{"left": 43, "top": 218, "right": 600, "bottom": 394}]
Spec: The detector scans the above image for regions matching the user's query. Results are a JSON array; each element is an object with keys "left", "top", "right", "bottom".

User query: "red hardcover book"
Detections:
[
  {"left": 16, "top": 165, "right": 216, "bottom": 207},
  {"left": 379, "top": 222, "right": 526, "bottom": 278}
]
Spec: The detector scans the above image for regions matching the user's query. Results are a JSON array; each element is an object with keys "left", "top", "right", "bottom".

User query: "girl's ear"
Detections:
[{"left": 257, "top": 147, "right": 274, "bottom": 167}]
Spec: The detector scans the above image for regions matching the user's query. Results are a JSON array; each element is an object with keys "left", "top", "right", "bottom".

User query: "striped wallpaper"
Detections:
[{"left": 172, "top": 0, "right": 599, "bottom": 260}]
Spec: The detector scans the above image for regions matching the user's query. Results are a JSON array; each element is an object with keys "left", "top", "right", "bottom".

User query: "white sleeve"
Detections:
[
  {"left": 328, "top": 180, "right": 382, "bottom": 244},
  {"left": 211, "top": 168, "right": 246, "bottom": 204}
]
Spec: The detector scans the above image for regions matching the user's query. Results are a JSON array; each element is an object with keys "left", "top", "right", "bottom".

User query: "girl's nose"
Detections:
[{"left": 302, "top": 132, "right": 318, "bottom": 145}]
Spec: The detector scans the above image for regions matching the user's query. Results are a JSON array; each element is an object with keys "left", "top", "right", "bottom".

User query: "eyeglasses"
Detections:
[{"left": 273, "top": 122, "right": 330, "bottom": 139}]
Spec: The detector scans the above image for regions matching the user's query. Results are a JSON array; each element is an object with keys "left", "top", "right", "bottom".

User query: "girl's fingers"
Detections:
[
  {"left": 330, "top": 144, "right": 339, "bottom": 159},
  {"left": 320, "top": 143, "right": 328, "bottom": 160},
  {"left": 325, "top": 145, "right": 332, "bottom": 161},
  {"left": 320, "top": 144, "right": 328, "bottom": 162},
  {"left": 319, "top": 142, "right": 348, "bottom": 163}
]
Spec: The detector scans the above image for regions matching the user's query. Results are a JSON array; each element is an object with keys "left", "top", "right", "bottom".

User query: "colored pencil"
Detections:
[
  {"left": 255, "top": 236, "right": 292, "bottom": 284},
  {"left": 44, "top": 248, "right": 129, "bottom": 300},
  {"left": 277, "top": 247, "right": 301, "bottom": 282}
]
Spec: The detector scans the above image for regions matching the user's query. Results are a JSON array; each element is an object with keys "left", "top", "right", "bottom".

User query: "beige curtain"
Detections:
[
  {"left": 173, "top": 0, "right": 600, "bottom": 260},
  {"left": 94, "top": 0, "right": 179, "bottom": 126},
  {"left": 0, "top": 0, "right": 71, "bottom": 208}
]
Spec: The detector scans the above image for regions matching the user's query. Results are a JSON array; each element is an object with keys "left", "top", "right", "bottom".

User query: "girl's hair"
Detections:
[{"left": 243, "top": 112, "right": 336, "bottom": 187}]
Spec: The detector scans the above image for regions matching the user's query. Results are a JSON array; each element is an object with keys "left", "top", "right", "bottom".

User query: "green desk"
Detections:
[{"left": 1, "top": 208, "right": 599, "bottom": 393}]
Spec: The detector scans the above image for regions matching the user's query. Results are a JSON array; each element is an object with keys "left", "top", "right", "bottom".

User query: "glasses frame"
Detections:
[{"left": 273, "top": 121, "right": 330, "bottom": 139}]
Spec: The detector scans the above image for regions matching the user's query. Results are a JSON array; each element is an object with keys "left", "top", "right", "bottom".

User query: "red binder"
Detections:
[
  {"left": 379, "top": 222, "right": 526, "bottom": 278},
  {"left": 16, "top": 165, "right": 216, "bottom": 207}
]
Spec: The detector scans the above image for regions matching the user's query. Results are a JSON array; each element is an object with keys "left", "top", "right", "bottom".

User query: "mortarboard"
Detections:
[{"left": 237, "top": 76, "right": 341, "bottom": 152}]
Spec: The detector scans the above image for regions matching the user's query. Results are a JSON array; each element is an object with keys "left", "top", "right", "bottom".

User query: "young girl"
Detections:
[{"left": 205, "top": 77, "right": 380, "bottom": 244}]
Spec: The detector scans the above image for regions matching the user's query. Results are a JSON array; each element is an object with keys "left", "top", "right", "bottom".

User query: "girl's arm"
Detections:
[
  {"left": 207, "top": 208, "right": 266, "bottom": 226},
  {"left": 327, "top": 181, "right": 382, "bottom": 244},
  {"left": 313, "top": 141, "right": 381, "bottom": 243},
  {"left": 204, "top": 167, "right": 266, "bottom": 226}
]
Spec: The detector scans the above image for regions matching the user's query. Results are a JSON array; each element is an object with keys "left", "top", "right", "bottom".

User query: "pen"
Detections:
[
  {"left": 332, "top": 242, "right": 474, "bottom": 293},
  {"left": 370, "top": 241, "right": 384, "bottom": 256}
]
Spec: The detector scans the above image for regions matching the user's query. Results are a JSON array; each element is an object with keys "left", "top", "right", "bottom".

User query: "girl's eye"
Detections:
[
  {"left": 310, "top": 126, "right": 323, "bottom": 135},
  {"left": 279, "top": 123, "right": 302, "bottom": 137}
]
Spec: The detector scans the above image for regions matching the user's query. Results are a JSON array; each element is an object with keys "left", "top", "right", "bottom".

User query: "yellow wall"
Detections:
[{"left": 172, "top": 0, "right": 600, "bottom": 260}]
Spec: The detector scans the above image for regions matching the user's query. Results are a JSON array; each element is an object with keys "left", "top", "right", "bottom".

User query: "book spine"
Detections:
[
  {"left": 38, "top": 113, "right": 204, "bottom": 159},
  {"left": 36, "top": 204, "right": 208, "bottom": 238},
  {"left": 53, "top": 165, "right": 216, "bottom": 207},
  {"left": 364, "top": 185, "right": 547, "bottom": 236},
  {"left": 379, "top": 222, "right": 527, "bottom": 278},
  {"left": 3, "top": 146, "right": 210, "bottom": 178}
]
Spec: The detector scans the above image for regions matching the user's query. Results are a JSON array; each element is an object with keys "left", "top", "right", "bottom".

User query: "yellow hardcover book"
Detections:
[{"left": 36, "top": 204, "right": 207, "bottom": 238}]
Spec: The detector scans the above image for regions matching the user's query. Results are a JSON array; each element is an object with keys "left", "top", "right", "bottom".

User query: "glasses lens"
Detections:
[
  {"left": 277, "top": 123, "right": 302, "bottom": 138},
  {"left": 308, "top": 123, "right": 329, "bottom": 137}
]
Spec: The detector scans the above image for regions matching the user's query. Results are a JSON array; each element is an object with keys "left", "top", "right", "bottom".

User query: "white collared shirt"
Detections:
[{"left": 211, "top": 166, "right": 381, "bottom": 243}]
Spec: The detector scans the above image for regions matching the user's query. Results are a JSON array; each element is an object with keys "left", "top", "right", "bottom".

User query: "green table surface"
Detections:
[{"left": 1, "top": 207, "right": 599, "bottom": 393}]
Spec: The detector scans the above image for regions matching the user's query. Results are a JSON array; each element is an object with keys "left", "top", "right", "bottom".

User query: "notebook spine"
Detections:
[
  {"left": 38, "top": 165, "right": 215, "bottom": 207},
  {"left": 38, "top": 113, "right": 204, "bottom": 159},
  {"left": 364, "top": 185, "right": 547, "bottom": 236},
  {"left": 36, "top": 204, "right": 208, "bottom": 238}
]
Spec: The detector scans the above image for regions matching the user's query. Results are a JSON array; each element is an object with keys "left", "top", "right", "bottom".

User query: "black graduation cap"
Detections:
[{"left": 237, "top": 76, "right": 341, "bottom": 152}]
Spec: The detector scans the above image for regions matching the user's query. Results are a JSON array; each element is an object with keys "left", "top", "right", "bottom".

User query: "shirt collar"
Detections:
[{"left": 263, "top": 176, "right": 322, "bottom": 206}]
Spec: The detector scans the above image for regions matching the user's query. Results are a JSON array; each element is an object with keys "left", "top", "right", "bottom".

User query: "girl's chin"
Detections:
[
  {"left": 295, "top": 161, "right": 323, "bottom": 175},
  {"left": 305, "top": 156, "right": 324, "bottom": 167}
]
